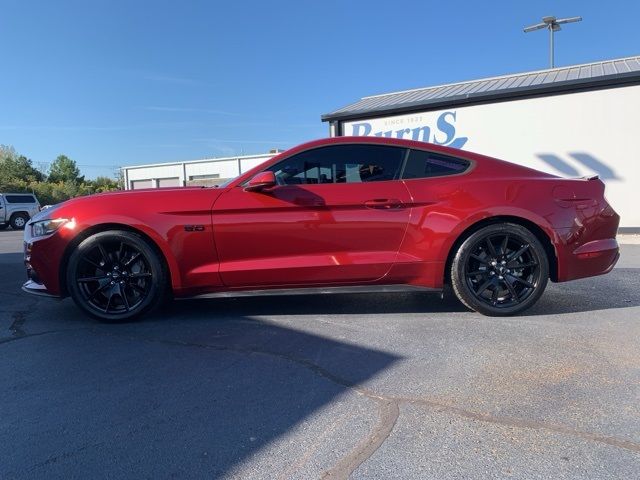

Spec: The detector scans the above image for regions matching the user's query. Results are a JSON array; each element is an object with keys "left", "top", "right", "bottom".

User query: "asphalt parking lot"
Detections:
[{"left": 1, "top": 229, "right": 639, "bottom": 479}]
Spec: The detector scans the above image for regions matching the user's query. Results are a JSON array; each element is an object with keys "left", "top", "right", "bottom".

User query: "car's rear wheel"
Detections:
[
  {"left": 451, "top": 223, "right": 549, "bottom": 316},
  {"left": 66, "top": 230, "right": 168, "bottom": 322},
  {"left": 10, "top": 213, "right": 29, "bottom": 230}
]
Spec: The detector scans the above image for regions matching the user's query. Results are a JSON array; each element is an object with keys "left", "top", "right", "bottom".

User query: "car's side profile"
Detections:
[{"left": 22, "top": 137, "right": 620, "bottom": 321}]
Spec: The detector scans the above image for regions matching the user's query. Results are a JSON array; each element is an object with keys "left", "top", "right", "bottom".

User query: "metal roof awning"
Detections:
[{"left": 322, "top": 55, "right": 640, "bottom": 122}]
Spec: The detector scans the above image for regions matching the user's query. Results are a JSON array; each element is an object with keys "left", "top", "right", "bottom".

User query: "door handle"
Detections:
[{"left": 364, "top": 198, "right": 404, "bottom": 209}]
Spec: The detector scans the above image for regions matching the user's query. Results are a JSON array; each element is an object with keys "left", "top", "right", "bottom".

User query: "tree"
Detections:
[
  {"left": 48, "top": 155, "right": 84, "bottom": 184},
  {"left": 90, "top": 176, "right": 120, "bottom": 193},
  {"left": 115, "top": 169, "right": 125, "bottom": 190},
  {"left": 0, "top": 146, "right": 121, "bottom": 205},
  {"left": 0, "top": 145, "right": 45, "bottom": 183},
  {"left": 0, "top": 145, "right": 17, "bottom": 161}
]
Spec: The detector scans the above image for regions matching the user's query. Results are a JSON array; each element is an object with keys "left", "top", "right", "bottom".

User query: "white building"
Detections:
[
  {"left": 121, "top": 151, "right": 281, "bottom": 190},
  {"left": 322, "top": 55, "right": 640, "bottom": 230}
]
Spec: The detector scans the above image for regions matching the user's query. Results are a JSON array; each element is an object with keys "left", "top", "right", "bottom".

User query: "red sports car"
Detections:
[{"left": 22, "top": 137, "right": 620, "bottom": 321}]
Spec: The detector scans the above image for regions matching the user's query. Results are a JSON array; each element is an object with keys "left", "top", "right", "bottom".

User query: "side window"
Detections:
[
  {"left": 402, "top": 150, "right": 470, "bottom": 179},
  {"left": 268, "top": 145, "right": 406, "bottom": 185},
  {"left": 5, "top": 195, "right": 36, "bottom": 203}
]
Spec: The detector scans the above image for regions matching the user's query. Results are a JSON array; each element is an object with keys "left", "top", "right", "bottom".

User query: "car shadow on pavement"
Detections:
[
  {"left": 2, "top": 308, "right": 401, "bottom": 478},
  {"left": 173, "top": 290, "right": 468, "bottom": 316}
]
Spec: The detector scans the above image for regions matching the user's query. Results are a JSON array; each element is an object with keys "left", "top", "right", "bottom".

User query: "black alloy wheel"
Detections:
[
  {"left": 67, "top": 230, "right": 168, "bottom": 321},
  {"left": 451, "top": 223, "right": 549, "bottom": 316}
]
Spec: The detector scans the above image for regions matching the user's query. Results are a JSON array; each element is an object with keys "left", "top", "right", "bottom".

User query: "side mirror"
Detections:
[{"left": 244, "top": 171, "right": 277, "bottom": 192}]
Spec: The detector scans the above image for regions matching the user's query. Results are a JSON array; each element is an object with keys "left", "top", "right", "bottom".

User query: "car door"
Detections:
[{"left": 212, "top": 144, "right": 412, "bottom": 287}]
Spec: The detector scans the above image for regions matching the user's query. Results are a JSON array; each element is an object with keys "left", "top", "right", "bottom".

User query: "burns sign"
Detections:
[{"left": 343, "top": 111, "right": 468, "bottom": 149}]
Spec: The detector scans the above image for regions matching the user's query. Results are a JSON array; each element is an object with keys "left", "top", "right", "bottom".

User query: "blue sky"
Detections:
[{"left": 1, "top": 0, "right": 638, "bottom": 178}]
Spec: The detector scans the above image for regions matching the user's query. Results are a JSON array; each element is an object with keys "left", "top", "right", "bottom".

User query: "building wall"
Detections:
[
  {"left": 123, "top": 153, "right": 275, "bottom": 190},
  {"left": 339, "top": 85, "right": 640, "bottom": 228}
]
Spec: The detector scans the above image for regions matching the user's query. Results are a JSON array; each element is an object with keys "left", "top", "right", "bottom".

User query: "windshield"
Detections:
[{"left": 216, "top": 177, "right": 237, "bottom": 188}]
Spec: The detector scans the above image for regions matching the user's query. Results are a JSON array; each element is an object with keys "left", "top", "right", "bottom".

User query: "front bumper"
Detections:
[
  {"left": 22, "top": 219, "right": 72, "bottom": 297},
  {"left": 22, "top": 280, "right": 60, "bottom": 298},
  {"left": 23, "top": 236, "right": 62, "bottom": 299}
]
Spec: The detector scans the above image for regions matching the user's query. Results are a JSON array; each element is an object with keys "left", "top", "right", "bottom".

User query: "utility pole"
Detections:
[{"left": 524, "top": 16, "right": 582, "bottom": 68}]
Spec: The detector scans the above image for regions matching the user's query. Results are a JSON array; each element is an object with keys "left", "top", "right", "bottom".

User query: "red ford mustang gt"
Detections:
[{"left": 22, "top": 137, "right": 620, "bottom": 321}]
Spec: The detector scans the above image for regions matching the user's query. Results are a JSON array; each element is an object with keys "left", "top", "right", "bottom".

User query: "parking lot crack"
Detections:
[
  {"left": 9, "top": 311, "right": 27, "bottom": 337},
  {"left": 0, "top": 328, "right": 90, "bottom": 346},
  {"left": 28, "top": 441, "right": 106, "bottom": 473},
  {"left": 90, "top": 330, "right": 367, "bottom": 391},
  {"left": 393, "top": 395, "right": 640, "bottom": 454},
  {"left": 321, "top": 398, "right": 399, "bottom": 480}
]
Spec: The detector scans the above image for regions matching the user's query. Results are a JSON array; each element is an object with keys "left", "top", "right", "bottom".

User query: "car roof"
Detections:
[
  {"left": 289, "top": 136, "right": 466, "bottom": 155},
  {"left": 227, "top": 136, "right": 556, "bottom": 188}
]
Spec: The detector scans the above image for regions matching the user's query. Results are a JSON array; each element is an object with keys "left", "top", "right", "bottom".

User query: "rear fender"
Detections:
[
  {"left": 435, "top": 208, "right": 561, "bottom": 287},
  {"left": 438, "top": 207, "right": 559, "bottom": 263}
]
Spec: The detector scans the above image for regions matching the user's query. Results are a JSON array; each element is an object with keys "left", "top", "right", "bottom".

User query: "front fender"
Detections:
[{"left": 57, "top": 215, "right": 184, "bottom": 293}]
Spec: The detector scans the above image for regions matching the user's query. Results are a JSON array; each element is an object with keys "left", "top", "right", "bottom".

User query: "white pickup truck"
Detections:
[{"left": 0, "top": 193, "right": 41, "bottom": 230}]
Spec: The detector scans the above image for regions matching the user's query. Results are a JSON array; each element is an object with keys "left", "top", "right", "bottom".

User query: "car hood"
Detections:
[
  {"left": 95, "top": 186, "right": 208, "bottom": 197},
  {"left": 48, "top": 187, "right": 227, "bottom": 224}
]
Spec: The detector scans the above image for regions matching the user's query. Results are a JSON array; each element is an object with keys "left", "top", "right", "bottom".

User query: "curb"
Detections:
[{"left": 619, "top": 235, "right": 640, "bottom": 245}]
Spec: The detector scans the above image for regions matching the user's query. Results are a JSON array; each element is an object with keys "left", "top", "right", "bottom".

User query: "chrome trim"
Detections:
[
  {"left": 22, "top": 280, "right": 61, "bottom": 299},
  {"left": 181, "top": 284, "right": 440, "bottom": 300}
]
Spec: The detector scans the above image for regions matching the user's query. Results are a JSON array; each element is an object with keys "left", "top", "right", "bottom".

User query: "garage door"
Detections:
[
  {"left": 131, "top": 179, "right": 153, "bottom": 190},
  {"left": 158, "top": 177, "right": 180, "bottom": 188}
]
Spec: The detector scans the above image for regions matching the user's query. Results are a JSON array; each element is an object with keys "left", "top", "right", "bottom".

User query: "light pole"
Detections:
[{"left": 524, "top": 16, "right": 582, "bottom": 68}]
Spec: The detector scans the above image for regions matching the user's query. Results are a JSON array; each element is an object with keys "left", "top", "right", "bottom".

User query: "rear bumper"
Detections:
[{"left": 558, "top": 238, "right": 620, "bottom": 282}]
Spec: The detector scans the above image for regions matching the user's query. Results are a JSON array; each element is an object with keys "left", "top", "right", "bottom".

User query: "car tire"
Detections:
[
  {"left": 66, "top": 230, "right": 169, "bottom": 322},
  {"left": 451, "top": 223, "right": 549, "bottom": 316},
  {"left": 10, "top": 213, "right": 29, "bottom": 230}
]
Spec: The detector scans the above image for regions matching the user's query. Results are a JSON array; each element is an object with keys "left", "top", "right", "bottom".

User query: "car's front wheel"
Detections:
[
  {"left": 450, "top": 223, "right": 549, "bottom": 316},
  {"left": 66, "top": 230, "right": 168, "bottom": 322}
]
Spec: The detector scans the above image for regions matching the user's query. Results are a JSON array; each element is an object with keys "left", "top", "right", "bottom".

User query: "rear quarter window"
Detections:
[
  {"left": 402, "top": 150, "right": 470, "bottom": 179},
  {"left": 5, "top": 195, "right": 37, "bottom": 203}
]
